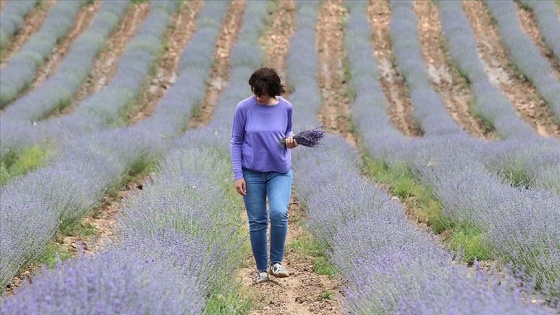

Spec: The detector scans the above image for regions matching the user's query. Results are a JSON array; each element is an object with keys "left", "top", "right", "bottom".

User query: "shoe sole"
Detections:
[{"left": 270, "top": 272, "right": 289, "bottom": 278}]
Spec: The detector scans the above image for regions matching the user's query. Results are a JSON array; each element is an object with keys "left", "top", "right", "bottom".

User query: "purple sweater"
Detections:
[{"left": 230, "top": 96, "right": 293, "bottom": 180}]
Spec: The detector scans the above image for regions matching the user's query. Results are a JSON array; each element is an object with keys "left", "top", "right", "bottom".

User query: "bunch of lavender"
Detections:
[{"left": 281, "top": 127, "right": 325, "bottom": 148}]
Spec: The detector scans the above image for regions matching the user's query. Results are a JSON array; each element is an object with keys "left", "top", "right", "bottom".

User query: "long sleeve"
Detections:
[{"left": 230, "top": 104, "right": 245, "bottom": 180}]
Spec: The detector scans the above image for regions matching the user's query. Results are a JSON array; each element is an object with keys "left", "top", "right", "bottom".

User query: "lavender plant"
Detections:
[
  {"left": 0, "top": 128, "right": 163, "bottom": 289},
  {"left": 1, "top": 0, "right": 267, "bottom": 311},
  {"left": 281, "top": 127, "right": 325, "bottom": 147},
  {"left": 136, "top": 0, "right": 229, "bottom": 136},
  {"left": 0, "top": 239, "right": 206, "bottom": 315}
]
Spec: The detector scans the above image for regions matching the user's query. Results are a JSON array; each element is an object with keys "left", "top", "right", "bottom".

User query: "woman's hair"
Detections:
[{"left": 248, "top": 67, "right": 285, "bottom": 97}]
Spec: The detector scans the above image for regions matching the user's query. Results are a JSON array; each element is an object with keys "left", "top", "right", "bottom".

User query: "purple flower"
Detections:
[{"left": 281, "top": 127, "right": 325, "bottom": 148}]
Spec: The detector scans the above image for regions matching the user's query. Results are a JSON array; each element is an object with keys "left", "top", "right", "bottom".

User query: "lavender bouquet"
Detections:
[{"left": 281, "top": 127, "right": 325, "bottom": 148}]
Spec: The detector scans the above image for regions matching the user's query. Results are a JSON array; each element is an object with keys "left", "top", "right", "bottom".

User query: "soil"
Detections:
[
  {"left": 3, "top": 0, "right": 560, "bottom": 312},
  {"left": 368, "top": 0, "right": 421, "bottom": 137},
  {"left": 317, "top": 0, "right": 356, "bottom": 148}
]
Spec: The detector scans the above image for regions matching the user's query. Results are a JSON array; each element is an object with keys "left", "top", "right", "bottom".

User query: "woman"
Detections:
[{"left": 230, "top": 67, "right": 298, "bottom": 284}]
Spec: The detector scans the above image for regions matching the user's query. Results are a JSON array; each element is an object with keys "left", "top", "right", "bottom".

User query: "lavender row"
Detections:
[
  {"left": 295, "top": 3, "right": 552, "bottom": 312},
  {"left": 287, "top": 0, "right": 321, "bottom": 131},
  {"left": 1, "top": 137, "right": 242, "bottom": 314},
  {"left": 0, "top": 0, "right": 220, "bottom": 290},
  {"left": 346, "top": 1, "right": 560, "bottom": 304},
  {"left": 434, "top": 0, "right": 560, "bottom": 195},
  {"left": 389, "top": 0, "right": 466, "bottom": 137},
  {"left": 435, "top": 0, "right": 535, "bottom": 139},
  {"left": 518, "top": 0, "right": 560, "bottom": 65},
  {"left": 0, "top": 0, "right": 37, "bottom": 50},
  {"left": 1, "top": 0, "right": 131, "bottom": 122},
  {"left": 0, "top": 128, "right": 163, "bottom": 289},
  {"left": 0, "top": 0, "right": 181, "bottom": 161},
  {"left": 0, "top": 0, "right": 85, "bottom": 108},
  {"left": 484, "top": 0, "right": 560, "bottom": 122},
  {"left": 295, "top": 134, "right": 553, "bottom": 314},
  {"left": 391, "top": 0, "right": 560, "bottom": 196}
]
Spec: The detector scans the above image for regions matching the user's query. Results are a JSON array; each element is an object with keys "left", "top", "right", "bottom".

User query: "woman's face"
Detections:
[{"left": 253, "top": 89, "right": 274, "bottom": 105}]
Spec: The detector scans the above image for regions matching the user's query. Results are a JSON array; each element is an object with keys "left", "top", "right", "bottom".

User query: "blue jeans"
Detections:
[{"left": 242, "top": 169, "right": 293, "bottom": 272}]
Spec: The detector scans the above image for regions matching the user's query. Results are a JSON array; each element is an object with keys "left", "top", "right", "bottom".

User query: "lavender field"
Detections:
[{"left": 1, "top": 0, "right": 559, "bottom": 314}]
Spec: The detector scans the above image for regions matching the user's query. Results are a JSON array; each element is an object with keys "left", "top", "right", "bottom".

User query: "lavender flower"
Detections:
[{"left": 281, "top": 127, "right": 325, "bottom": 148}]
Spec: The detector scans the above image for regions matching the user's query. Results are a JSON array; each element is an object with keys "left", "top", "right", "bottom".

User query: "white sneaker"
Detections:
[
  {"left": 255, "top": 271, "right": 269, "bottom": 284},
  {"left": 269, "top": 262, "right": 289, "bottom": 278}
]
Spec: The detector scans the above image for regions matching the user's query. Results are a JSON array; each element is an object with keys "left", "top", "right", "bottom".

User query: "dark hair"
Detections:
[{"left": 248, "top": 67, "right": 285, "bottom": 97}]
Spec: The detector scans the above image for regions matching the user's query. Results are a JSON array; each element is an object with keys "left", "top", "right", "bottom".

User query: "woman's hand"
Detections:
[
  {"left": 235, "top": 178, "right": 246, "bottom": 195},
  {"left": 285, "top": 136, "right": 298, "bottom": 149}
]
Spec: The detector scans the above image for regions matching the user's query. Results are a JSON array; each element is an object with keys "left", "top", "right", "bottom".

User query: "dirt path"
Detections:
[
  {"left": 317, "top": 0, "right": 356, "bottom": 147},
  {"left": 0, "top": 0, "right": 7, "bottom": 12},
  {"left": 188, "top": 0, "right": 245, "bottom": 130},
  {"left": 414, "top": 0, "right": 489, "bottom": 139},
  {"left": 0, "top": 0, "right": 57, "bottom": 65},
  {"left": 367, "top": 0, "right": 421, "bottom": 137},
  {"left": 30, "top": 1, "right": 99, "bottom": 90},
  {"left": 236, "top": 2, "right": 342, "bottom": 315},
  {"left": 72, "top": 2, "right": 151, "bottom": 107},
  {"left": 516, "top": 2, "right": 560, "bottom": 83},
  {"left": 463, "top": 0, "right": 560, "bottom": 138}
]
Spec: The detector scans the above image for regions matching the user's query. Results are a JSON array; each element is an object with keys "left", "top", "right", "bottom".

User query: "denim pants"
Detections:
[{"left": 242, "top": 168, "right": 293, "bottom": 272}]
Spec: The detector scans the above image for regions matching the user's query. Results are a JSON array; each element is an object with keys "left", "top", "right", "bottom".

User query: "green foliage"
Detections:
[
  {"left": 290, "top": 233, "right": 337, "bottom": 278},
  {"left": 444, "top": 223, "right": 490, "bottom": 264},
  {"left": 319, "top": 291, "right": 334, "bottom": 300},
  {"left": 0, "top": 146, "right": 51, "bottom": 185},
  {"left": 37, "top": 241, "right": 74, "bottom": 269},
  {"left": 132, "top": 0, "right": 148, "bottom": 4},
  {"left": 60, "top": 221, "right": 96, "bottom": 239},
  {"left": 203, "top": 284, "right": 253, "bottom": 315}
]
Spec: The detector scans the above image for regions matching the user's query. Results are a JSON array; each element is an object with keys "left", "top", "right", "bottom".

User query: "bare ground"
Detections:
[
  {"left": 317, "top": 0, "right": 356, "bottom": 148},
  {"left": 368, "top": 0, "right": 421, "bottom": 137},
  {"left": 516, "top": 2, "right": 560, "bottom": 83}
]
